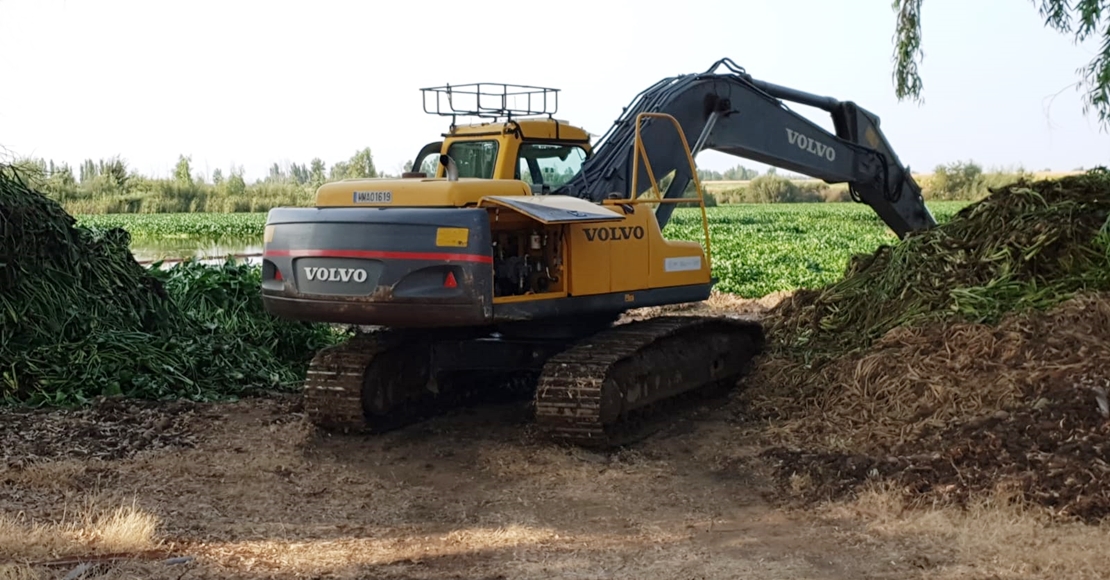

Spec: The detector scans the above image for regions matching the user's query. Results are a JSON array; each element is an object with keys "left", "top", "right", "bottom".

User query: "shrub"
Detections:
[{"left": 923, "top": 161, "right": 1033, "bottom": 201}]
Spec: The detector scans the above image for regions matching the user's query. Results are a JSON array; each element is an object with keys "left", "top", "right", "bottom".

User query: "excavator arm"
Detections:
[{"left": 555, "top": 58, "right": 936, "bottom": 239}]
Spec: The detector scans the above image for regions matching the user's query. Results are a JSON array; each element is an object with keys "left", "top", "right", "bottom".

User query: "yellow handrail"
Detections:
[{"left": 621, "top": 112, "right": 712, "bottom": 271}]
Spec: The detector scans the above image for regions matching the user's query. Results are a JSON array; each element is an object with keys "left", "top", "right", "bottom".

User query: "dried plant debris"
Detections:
[{"left": 0, "top": 397, "right": 204, "bottom": 465}]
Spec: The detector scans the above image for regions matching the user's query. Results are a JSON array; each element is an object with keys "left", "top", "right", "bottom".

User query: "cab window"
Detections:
[
  {"left": 445, "top": 140, "right": 499, "bottom": 178},
  {"left": 516, "top": 143, "right": 587, "bottom": 188}
]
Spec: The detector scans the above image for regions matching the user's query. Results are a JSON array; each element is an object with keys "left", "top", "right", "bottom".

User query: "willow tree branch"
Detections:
[
  {"left": 891, "top": 0, "right": 1110, "bottom": 131},
  {"left": 1078, "top": 22, "right": 1110, "bottom": 127},
  {"left": 891, "top": 0, "right": 925, "bottom": 102}
]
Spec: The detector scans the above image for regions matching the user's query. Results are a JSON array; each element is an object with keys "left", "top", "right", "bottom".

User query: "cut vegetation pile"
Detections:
[
  {"left": 740, "top": 168, "right": 1110, "bottom": 523},
  {"left": 0, "top": 164, "right": 339, "bottom": 406}
]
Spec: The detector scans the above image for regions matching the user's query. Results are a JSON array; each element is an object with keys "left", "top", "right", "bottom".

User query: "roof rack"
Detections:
[{"left": 420, "top": 83, "right": 559, "bottom": 123}]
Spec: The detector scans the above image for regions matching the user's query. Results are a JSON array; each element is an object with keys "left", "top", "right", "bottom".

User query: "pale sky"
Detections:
[{"left": 1, "top": 0, "right": 1108, "bottom": 182}]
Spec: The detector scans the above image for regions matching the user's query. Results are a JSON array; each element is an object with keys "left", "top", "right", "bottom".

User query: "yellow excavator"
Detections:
[{"left": 260, "top": 58, "right": 936, "bottom": 447}]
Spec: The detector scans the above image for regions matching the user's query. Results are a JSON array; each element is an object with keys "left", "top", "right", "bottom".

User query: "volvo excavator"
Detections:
[{"left": 260, "top": 58, "right": 937, "bottom": 447}]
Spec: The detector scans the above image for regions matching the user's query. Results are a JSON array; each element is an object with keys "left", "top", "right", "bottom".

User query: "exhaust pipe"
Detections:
[{"left": 439, "top": 155, "right": 458, "bottom": 182}]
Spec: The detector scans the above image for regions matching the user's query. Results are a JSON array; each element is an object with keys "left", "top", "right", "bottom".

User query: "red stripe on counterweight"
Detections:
[{"left": 264, "top": 249, "right": 493, "bottom": 264}]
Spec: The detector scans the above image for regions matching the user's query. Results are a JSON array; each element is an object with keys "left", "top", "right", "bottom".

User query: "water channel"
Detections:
[{"left": 130, "top": 237, "right": 264, "bottom": 267}]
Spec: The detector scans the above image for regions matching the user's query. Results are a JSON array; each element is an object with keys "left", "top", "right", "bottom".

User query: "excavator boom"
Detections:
[{"left": 557, "top": 58, "right": 936, "bottom": 238}]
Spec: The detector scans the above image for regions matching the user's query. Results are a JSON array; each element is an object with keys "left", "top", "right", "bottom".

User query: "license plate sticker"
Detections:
[
  {"left": 664, "top": 256, "right": 702, "bottom": 272},
  {"left": 353, "top": 190, "right": 393, "bottom": 204}
]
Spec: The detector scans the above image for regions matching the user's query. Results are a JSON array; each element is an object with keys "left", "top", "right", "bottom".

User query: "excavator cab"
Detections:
[{"left": 407, "top": 83, "right": 593, "bottom": 194}]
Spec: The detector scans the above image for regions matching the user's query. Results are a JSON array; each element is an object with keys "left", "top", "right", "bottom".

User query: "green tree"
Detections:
[
  {"left": 49, "top": 163, "right": 76, "bottom": 189},
  {"left": 226, "top": 166, "right": 246, "bottom": 196},
  {"left": 697, "top": 168, "right": 724, "bottom": 181},
  {"left": 268, "top": 162, "right": 285, "bottom": 183},
  {"left": 723, "top": 165, "right": 759, "bottom": 180},
  {"left": 79, "top": 159, "right": 98, "bottom": 183},
  {"left": 289, "top": 162, "right": 309, "bottom": 185},
  {"left": 212, "top": 168, "right": 224, "bottom": 185},
  {"left": 346, "top": 147, "right": 377, "bottom": 179},
  {"left": 309, "top": 158, "right": 327, "bottom": 186},
  {"left": 329, "top": 161, "right": 350, "bottom": 181},
  {"left": 174, "top": 155, "right": 193, "bottom": 185},
  {"left": 100, "top": 157, "right": 129, "bottom": 191},
  {"left": 748, "top": 174, "right": 799, "bottom": 202},
  {"left": 928, "top": 160, "right": 983, "bottom": 200},
  {"left": 892, "top": 0, "right": 1110, "bottom": 128}
]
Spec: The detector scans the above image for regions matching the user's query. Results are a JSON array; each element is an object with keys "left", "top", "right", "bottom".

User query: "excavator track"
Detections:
[
  {"left": 533, "top": 315, "right": 764, "bottom": 448},
  {"left": 303, "top": 330, "right": 394, "bottom": 433},
  {"left": 304, "top": 329, "right": 451, "bottom": 433},
  {"left": 303, "top": 329, "right": 543, "bottom": 434}
]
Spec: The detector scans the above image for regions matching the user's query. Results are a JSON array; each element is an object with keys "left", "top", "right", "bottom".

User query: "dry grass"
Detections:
[
  {"left": 822, "top": 482, "right": 1110, "bottom": 579},
  {"left": 0, "top": 460, "right": 93, "bottom": 492},
  {"left": 195, "top": 524, "right": 613, "bottom": 577},
  {"left": 706, "top": 288, "right": 791, "bottom": 311},
  {"left": 621, "top": 288, "right": 784, "bottom": 322},
  {"left": 0, "top": 499, "right": 160, "bottom": 564},
  {"left": 475, "top": 442, "right": 592, "bottom": 479},
  {"left": 0, "top": 565, "right": 38, "bottom": 580}
]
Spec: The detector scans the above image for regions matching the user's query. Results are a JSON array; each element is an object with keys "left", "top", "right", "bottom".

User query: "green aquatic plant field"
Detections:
[
  {"left": 662, "top": 202, "right": 966, "bottom": 296},
  {"left": 79, "top": 212, "right": 264, "bottom": 239}
]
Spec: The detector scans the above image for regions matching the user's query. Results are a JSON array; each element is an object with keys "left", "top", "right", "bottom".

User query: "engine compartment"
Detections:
[
  {"left": 488, "top": 210, "right": 565, "bottom": 299},
  {"left": 492, "top": 226, "right": 563, "bottom": 297}
]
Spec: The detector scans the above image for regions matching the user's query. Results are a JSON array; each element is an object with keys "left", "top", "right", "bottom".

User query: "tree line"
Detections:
[
  {"left": 705, "top": 161, "right": 1063, "bottom": 205},
  {"left": 14, "top": 149, "right": 1064, "bottom": 214},
  {"left": 17, "top": 148, "right": 384, "bottom": 214}
]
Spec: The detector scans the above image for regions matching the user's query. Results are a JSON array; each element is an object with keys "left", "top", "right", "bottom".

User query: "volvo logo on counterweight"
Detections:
[{"left": 303, "top": 267, "right": 368, "bottom": 283}]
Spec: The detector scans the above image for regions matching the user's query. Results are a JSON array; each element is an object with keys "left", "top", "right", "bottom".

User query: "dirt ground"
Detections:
[
  {"left": 2, "top": 295, "right": 1109, "bottom": 580},
  {"left": 0, "top": 396, "right": 938, "bottom": 580},
  {"left": 2, "top": 393, "right": 1107, "bottom": 580}
]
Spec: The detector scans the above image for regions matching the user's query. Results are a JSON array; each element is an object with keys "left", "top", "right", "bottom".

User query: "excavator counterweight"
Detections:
[{"left": 260, "top": 59, "right": 936, "bottom": 447}]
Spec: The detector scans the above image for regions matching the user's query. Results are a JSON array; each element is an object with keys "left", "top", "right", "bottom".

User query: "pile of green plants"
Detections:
[
  {"left": 0, "top": 164, "right": 340, "bottom": 406},
  {"left": 765, "top": 167, "right": 1110, "bottom": 360}
]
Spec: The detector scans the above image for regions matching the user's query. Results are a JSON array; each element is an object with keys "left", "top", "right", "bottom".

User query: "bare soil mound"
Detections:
[{"left": 739, "top": 169, "right": 1110, "bottom": 523}]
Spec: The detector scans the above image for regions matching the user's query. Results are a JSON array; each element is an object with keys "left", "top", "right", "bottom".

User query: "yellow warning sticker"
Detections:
[
  {"left": 435, "top": 227, "right": 469, "bottom": 247},
  {"left": 264, "top": 225, "right": 275, "bottom": 244}
]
